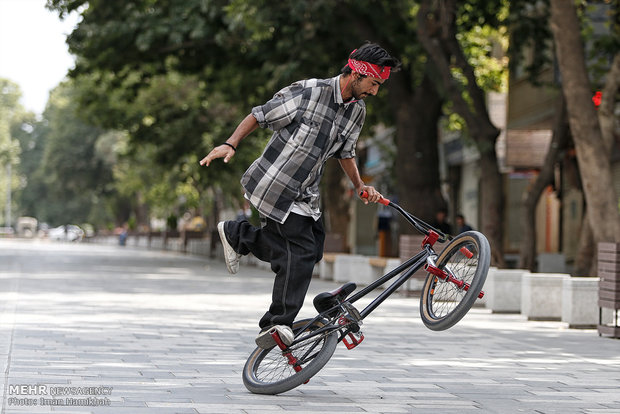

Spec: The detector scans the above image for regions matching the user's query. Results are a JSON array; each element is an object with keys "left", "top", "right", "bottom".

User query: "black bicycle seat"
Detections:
[{"left": 313, "top": 282, "right": 357, "bottom": 315}]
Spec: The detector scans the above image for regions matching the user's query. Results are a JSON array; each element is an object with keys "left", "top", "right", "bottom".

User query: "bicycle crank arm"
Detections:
[{"left": 425, "top": 257, "right": 484, "bottom": 299}]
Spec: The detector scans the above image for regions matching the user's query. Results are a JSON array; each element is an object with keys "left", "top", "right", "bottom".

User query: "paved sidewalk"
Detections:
[{"left": 0, "top": 239, "right": 619, "bottom": 414}]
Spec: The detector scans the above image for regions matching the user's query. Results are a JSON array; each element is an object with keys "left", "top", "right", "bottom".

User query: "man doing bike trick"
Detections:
[{"left": 200, "top": 42, "right": 400, "bottom": 349}]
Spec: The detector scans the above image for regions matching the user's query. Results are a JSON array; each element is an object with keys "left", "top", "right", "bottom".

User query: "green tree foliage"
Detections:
[
  {"left": 0, "top": 80, "right": 22, "bottom": 166},
  {"left": 46, "top": 0, "right": 445, "bottom": 229},
  {"left": 506, "top": 0, "right": 553, "bottom": 85},
  {"left": 12, "top": 112, "right": 45, "bottom": 220},
  {"left": 0, "top": 79, "right": 24, "bottom": 226},
  {"left": 47, "top": 0, "right": 316, "bottom": 166},
  {"left": 417, "top": 0, "right": 509, "bottom": 265},
  {"left": 20, "top": 82, "right": 117, "bottom": 226},
  {"left": 46, "top": 0, "right": 514, "bottom": 238},
  {"left": 507, "top": 0, "right": 617, "bottom": 86}
]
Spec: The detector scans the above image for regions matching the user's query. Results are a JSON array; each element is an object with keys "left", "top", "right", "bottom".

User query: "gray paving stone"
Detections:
[{"left": 1, "top": 239, "right": 620, "bottom": 414}]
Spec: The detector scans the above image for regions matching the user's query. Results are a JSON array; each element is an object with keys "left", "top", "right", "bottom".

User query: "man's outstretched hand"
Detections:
[{"left": 199, "top": 145, "right": 235, "bottom": 167}]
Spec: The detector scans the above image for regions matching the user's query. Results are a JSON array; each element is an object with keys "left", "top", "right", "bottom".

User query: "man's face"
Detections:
[{"left": 351, "top": 73, "right": 385, "bottom": 100}]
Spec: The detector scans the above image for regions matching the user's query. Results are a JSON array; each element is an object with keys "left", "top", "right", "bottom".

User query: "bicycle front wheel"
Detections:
[
  {"left": 420, "top": 231, "right": 490, "bottom": 331},
  {"left": 242, "top": 318, "right": 338, "bottom": 395}
]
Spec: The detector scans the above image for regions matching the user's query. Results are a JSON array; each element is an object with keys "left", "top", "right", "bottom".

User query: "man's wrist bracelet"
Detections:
[{"left": 222, "top": 142, "right": 236, "bottom": 152}]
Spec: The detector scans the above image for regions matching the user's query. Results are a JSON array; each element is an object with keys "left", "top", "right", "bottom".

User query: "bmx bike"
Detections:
[{"left": 243, "top": 191, "right": 491, "bottom": 395}]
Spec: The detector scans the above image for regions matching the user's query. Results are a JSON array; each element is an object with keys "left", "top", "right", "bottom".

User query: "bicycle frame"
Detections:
[
  {"left": 245, "top": 194, "right": 491, "bottom": 395},
  {"left": 290, "top": 192, "right": 450, "bottom": 349},
  {"left": 346, "top": 190, "right": 451, "bottom": 319},
  {"left": 287, "top": 241, "right": 439, "bottom": 358},
  {"left": 348, "top": 244, "right": 435, "bottom": 319}
]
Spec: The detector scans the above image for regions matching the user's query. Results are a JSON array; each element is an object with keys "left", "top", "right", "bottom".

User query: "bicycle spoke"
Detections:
[
  {"left": 252, "top": 328, "right": 330, "bottom": 382},
  {"left": 295, "top": 337, "right": 322, "bottom": 364},
  {"left": 429, "top": 242, "right": 478, "bottom": 318}
]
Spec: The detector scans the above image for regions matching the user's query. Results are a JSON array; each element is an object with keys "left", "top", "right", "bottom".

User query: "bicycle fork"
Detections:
[
  {"left": 269, "top": 330, "right": 304, "bottom": 374},
  {"left": 269, "top": 329, "right": 313, "bottom": 384},
  {"left": 424, "top": 254, "right": 485, "bottom": 299}
]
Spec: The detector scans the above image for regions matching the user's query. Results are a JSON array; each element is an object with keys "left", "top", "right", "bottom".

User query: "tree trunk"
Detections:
[
  {"left": 519, "top": 99, "right": 569, "bottom": 272},
  {"left": 479, "top": 151, "right": 505, "bottom": 267},
  {"left": 599, "top": 53, "right": 620, "bottom": 151},
  {"left": 321, "top": 159, "right": 350, "bottom": 250},
  {"left": 573, "top": 209, "right": 596, "bottom": 276},
  {"left": 549, "top": 0, "right": 620, "bottom": 244},
  {"left": 348, "top": 13, "right": 447, "bottom": 230},
  {"left": 417, "top": 0, "right": 506, "bottom": 266},
  {"left": 134, "top": 191, "right": 150, "bottom": 230},
  {"left": 389, "top": 69, "right": 445, "bottom": 227},
  {"left": 573, "top": 52, "right": 619, "bottom": 276}
]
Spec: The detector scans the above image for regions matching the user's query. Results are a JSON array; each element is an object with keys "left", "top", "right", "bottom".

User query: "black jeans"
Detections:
[{"left": 225, "top": 213, "right": 325, "bottom": 329}]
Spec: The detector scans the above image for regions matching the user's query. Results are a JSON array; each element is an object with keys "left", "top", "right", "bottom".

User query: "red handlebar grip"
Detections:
[{"left": 359, "top": 190, "right": 390, "bottom": 206}]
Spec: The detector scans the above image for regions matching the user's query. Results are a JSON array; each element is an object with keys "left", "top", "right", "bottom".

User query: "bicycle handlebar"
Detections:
[
  {"left": 359, "top": 190, "right": 451, "bottom": 243},
  {"left": 358, "top": 190, "right": 390, "bottom": 206}
]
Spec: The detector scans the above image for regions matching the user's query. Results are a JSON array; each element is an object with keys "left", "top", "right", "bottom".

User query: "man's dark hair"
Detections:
[{"left": 341, "top": 42, "right": 401, "bottom": 75}]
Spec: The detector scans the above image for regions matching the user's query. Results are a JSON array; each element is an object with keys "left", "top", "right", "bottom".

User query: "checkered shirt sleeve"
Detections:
[{"left": 242, "top": 78, "right": 366, "bottom": 223}]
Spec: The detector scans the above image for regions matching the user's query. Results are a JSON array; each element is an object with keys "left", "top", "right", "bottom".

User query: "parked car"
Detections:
[
  {"left": 48, "top": 225, "right": 84, "bottom": 242},
  {"left": 81, "top": 223, "right": 95, "bottom": 238},
  {"left": 0, "top": 227, "right": 14, "bottom": 237},
  {"left": 37, "top": 222, "right": 50, "bottom": 238}
]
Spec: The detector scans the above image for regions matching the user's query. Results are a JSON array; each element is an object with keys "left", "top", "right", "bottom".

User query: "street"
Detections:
[{"left": 0, "top": 239, "right": 619, "bottom": 414}]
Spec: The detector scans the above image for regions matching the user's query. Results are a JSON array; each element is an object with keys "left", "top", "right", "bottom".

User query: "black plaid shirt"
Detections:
[{"left": 241, "top": 76, "right": 366, "bottom": 224}]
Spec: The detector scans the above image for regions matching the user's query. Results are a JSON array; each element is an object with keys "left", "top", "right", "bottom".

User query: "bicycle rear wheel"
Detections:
[
  {"left": 420, "top": 231, "right": 490, "bottom": 331},
  {"left": 242, "top": 318, "right": 338, "bottom": 395}
]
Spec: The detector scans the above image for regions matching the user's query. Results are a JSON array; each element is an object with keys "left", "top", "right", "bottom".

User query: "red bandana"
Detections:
[{"left": 347, "top": 50, "right": 391, "bottom": 80}]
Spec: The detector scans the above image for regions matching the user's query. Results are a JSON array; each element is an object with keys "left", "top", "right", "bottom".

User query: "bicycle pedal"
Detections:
[{"left": 343, "top": 331, "right": 364, "bottom": 350}]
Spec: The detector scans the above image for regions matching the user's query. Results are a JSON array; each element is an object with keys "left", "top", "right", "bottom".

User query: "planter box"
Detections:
[
  {"left": 485, "top": 268, "right": 529, "bottom": 313},
  {"left": 323, "top": 255, "right": 415, "bottom": 290},
  {"left": 370, "top": 257, "right": 395, "bottom": 289},
  {"left": 333, "top": 255, "right": 372, "bottom": 284},
  {"left": 561, "top": 277, "right": 599, "bottom": 328},
  {"left": 521, "top": 273, "right": 568, "bottom": 321},
  {"left": 399, "top": 234, "right": 429, "bottom": 284},
  {"left": 321, "top": 255, "right": 405, "bottom": 288},
  {"left": 370, "top": 258, "right": 422, "bottom": 292},
  {"left": 319, "top": 253, "right": 337, "bottom": 281},
  {"left": 186, "top": 239, "right": 209, "bottom": 256}
]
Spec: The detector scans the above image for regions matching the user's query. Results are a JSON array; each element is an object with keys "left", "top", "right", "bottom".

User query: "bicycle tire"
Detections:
[
  {"left": 420, "top": 231, "right": 490, "bottom": 331},
  {"left": 242, "top": 318, "right": 338, "bottom": 395}
]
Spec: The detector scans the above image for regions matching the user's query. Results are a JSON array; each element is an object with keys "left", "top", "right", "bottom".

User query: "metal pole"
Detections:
[{"left": 5, "top": 163, "right": 11, "bottom": 228}]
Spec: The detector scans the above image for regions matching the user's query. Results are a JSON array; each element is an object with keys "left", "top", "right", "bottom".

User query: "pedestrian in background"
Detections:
[
  {"left": 431, "top": 208, "right": 452, "bottom": 235},
  {"left": 456, "top": 213, "right": 473, "bottom": 234}
]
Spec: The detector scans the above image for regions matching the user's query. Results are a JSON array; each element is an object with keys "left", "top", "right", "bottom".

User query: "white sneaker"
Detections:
[
  {"left": 217, "top": 221, "right": 241, "bottom": 274},
  {"left": 255, "top": 325, "right": 295, "bottom": 349}
]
